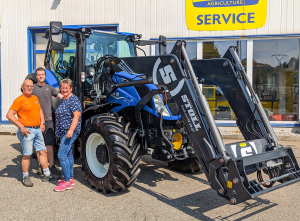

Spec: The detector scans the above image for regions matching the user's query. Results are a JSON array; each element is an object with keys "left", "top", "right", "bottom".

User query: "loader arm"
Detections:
[
  {"left": 190, "top": 47, "right": 275, "bottom": 146},
  {"left": 120, "top": 41, "right": 300, "bottom": 204}
]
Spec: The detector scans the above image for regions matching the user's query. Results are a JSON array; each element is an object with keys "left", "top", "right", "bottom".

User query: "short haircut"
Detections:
[
  {"left": 59, "top": 78, "right": 73, "bottom": 88},
  {"left": 36, "top": 67, "right": 46, "bottom": 75},
  {"left": 22, "top": 79, "right": 33, "bottom": 85},
  {"left": 21, "top": 79, "right": 33, "bottom": 92}
]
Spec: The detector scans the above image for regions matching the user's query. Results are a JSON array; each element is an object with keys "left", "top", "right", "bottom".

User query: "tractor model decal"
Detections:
[{"left": 181, "top": 94, "right": 201, "bottom": 132}]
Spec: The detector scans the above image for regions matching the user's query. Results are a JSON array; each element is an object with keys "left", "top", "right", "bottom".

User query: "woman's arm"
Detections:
[{"left": 66, "top": 110, "right": 81, "bottom": 139}]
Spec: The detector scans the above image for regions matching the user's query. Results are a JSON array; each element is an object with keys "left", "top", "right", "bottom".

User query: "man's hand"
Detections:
[
  {"left": 40, "top": 123, "right": 45, "bottom": 133},
  {"left": 66, "top": 129, "right": 74, "bottom": 139},
  {"left": 20, "top": 126, "right": 31, "bottom": 137}
]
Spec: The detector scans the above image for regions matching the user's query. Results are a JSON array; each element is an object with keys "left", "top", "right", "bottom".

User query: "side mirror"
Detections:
[
  {"left": 50, "top": 21, "right": 64, "bottom": 51},
  {"left": 159, "top": 35, "right": 167, "bottom": 55}
]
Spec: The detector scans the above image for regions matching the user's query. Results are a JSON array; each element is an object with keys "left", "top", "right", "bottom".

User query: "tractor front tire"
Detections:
[
  {"left": 168, "top": 156, "right": 202, "bottom": 173},
  {"left": 81, "top": 114, "right": 141, "bottom": 193}
]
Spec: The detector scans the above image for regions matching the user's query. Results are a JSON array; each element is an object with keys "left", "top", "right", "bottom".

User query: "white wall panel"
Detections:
[
  {"left": 257, "top": 0, "right": 270, "bottom": 35},
  {"left": 281, "top": 0, "right": 288, "bottom": 34},
  {"left": 1, "top": 0, "right": 300, "bottom": 121},
  {"left": 269, "top": 0, "right": 282, "bottom": 34},
  {"left": 294, "top": 0, "right": 300, "bottom": 33},
  {"left": 286, "top": 0, "right": 294, "bottom": 34}
]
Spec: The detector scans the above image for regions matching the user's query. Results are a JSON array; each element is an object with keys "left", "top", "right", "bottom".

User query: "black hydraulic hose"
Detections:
[
  {"left": 257, "top": 166, "right": 281, "bottom": 188},
  {"left": 229, "top": 47, "right": 279, "bottom": 147}
]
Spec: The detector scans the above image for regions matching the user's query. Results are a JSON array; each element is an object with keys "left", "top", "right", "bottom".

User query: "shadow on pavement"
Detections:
[
  {"left": 133, "top": 156, "right": 278, "bottom": 220},
  {"left": 139, "top": 155, "right": 209, "bottom": 186},
  {"left": 0, "top": 153, "right": 24, "bottom": 182},
  {"left": 73, "top": 155, "right": 277, "bottom": 220},
  {"left": 0, "top": 143, "right": 54, "bottom": 182},
  {"left": 4, "top": 143, "right": 277, "bottom": 219},
  {"left": 10, "top": 143, "right": 22, "bottom": 154},
  {"left": 134, "top": 183, "right": 278, "bottom": 220}
]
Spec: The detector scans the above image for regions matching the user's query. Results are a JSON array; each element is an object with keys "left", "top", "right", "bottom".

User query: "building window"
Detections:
[
  {"left": 253, "top": 39, "right": 299, "bottom": 121},
  {"left": 203, "top": 41, "right": 247, "bottom": 120},
  {"left": 33, "top": 31, "right": 49, "bottom": 71},
  {"left": 155, "top": 41, "right": 197, "bottom": 59}
]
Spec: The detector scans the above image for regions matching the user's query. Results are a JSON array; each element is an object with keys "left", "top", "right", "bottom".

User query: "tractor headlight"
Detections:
[{"left": 153, "top": 94, "right": 170, "bottom": 117}]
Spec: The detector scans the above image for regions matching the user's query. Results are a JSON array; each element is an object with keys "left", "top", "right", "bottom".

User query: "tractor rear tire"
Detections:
[
  {"left": 81, "top": 113, "right": 141, "bottom": 193},
  {"left": 168, "top": 156, "right": 202, "bottom": 173}
]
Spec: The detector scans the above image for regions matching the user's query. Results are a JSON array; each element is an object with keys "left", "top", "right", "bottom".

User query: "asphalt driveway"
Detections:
[{"left": 0, "top": 135, "right": 300, "bottom": 220}]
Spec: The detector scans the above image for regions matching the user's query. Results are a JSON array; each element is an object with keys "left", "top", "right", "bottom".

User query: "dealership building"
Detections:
[{"left": 0, "top": 0, "right": 300, "bottom": 132}]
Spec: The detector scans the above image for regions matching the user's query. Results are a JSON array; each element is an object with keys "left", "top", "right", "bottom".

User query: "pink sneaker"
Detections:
[
  {"left": 54, "top": 182, "right": 73, "bottom": 192},
  {"left": 57, "top": 178, "right": 75, "bottom": 186}
]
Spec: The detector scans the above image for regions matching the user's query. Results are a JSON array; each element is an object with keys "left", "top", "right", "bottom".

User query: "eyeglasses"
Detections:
[{"left": 23, "top": 85, "right": 34, "bottom": 88}]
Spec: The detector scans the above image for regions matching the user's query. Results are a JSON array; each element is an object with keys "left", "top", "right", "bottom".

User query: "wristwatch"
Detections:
[{"left": 41, "top": 122, "right": 45, "bottom": 125}]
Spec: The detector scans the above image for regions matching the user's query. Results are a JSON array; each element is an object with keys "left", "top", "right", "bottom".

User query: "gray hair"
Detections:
[
  {"left": 22, "top": 79, "right": 33, "bottom": 85},
  {"left": 59, "top": 78, "right": 73, "bottom": 88}
]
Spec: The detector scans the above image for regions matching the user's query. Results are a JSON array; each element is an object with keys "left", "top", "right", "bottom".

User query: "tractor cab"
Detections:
[{"left": 44, "top": 22, "right": 137, "bottom": 107}]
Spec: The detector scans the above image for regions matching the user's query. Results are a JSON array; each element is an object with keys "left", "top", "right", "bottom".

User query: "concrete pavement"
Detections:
[{"left": 0, "top": 135, "right": 300, "bottom": 220}]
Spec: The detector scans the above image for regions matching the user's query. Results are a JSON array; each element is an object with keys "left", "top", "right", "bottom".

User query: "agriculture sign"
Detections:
[{"left": 186, "top": 0, "right": 267, "bottom": 31}]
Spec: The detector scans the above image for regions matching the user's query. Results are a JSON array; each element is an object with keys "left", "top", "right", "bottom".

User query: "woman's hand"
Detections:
[
  {"left": 66, "top": 129, "right": 74, "bottom": 139},
  {"left": 66, "top": 111, "right": 81, "bottom": 139}
]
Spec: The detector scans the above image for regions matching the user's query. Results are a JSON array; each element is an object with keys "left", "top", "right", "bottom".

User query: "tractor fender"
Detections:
[{"left": 82, "top": 103, "right": 121, "bottom": 123}]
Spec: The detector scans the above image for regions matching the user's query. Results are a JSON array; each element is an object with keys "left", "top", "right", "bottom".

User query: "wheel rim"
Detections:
[{"left": 86, "top": 133, "right": 109, "bottom": 178}]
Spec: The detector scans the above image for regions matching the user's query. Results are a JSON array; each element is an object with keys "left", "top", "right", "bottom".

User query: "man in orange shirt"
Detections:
[{"left": 6, "top": 79, "right": 52, "bottom": 187}]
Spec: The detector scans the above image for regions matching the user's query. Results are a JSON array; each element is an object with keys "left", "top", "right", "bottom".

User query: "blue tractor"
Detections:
[
  {"left": 42, "top": 22, "right": 300, "bottom": 204},
  {"left": 42, "top": 22, "right": 201, "bottom": 193}
]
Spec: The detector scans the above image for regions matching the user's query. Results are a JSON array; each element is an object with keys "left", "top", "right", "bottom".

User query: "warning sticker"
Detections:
[{"left": 227, "top": 181, "right": 233, "bottom": 189}]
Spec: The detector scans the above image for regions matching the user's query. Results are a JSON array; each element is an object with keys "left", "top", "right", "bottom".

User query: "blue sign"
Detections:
[{"left": 193, "top": 0, "right": 259, "bottom": 8}]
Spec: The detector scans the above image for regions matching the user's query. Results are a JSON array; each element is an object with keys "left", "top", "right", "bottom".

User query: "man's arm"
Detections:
[
  {"left": 39, "top": 108, "right": 45, "bottom": 133},
  {"left": 51, "top": 86, "right": 63, "bottom": 99},
  {"left": 6, "top": 109, "right": 31, "bottom": 137},
  {"left": 57, "top": 93, "right": 63, "bottom": 99}
]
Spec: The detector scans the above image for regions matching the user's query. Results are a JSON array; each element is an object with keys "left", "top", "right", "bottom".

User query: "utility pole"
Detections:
[{"left": 272, "top": 54, "right": 287, "bottom": 65}]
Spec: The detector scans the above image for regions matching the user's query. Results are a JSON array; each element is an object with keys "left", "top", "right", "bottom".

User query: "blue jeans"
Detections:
[
  {"left": 17, "top": 128, "right": 46, "bottom": 156},
  {"left": 58, "top": 133, "right": 77, "bottom": 182}
]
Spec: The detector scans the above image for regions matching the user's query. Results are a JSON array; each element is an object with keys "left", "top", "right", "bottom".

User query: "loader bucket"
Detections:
[
  {"left": 188, "top": 46, "right": 300, "bottom": 204},
  {"left": 222, "top": 139, "right": 300, "bottom": 204}
]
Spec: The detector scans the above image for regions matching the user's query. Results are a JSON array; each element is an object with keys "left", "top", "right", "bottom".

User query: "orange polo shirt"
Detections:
[{"left": 10, "top": 94, "right": 41, "bottom": 127}]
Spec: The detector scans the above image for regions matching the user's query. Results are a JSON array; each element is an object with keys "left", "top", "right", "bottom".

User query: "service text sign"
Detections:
[{"left": 186, "top": 0, "right": 267, "bottom": 31}]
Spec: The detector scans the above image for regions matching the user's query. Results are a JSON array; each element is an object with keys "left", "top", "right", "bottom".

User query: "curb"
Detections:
[
  {"left": 0, "top": 131, "right": 16, "bottom": 135},
  {"left": 222, "top": 134, "right": 300, "bottom": 141}
]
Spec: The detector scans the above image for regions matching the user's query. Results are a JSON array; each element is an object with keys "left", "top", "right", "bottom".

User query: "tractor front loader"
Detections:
[
  {"left": 43, "top": 21, "right": 300, "bottom": 204},
  {"left": 120, "top": 41, "right": 300, "bottom": 204}
]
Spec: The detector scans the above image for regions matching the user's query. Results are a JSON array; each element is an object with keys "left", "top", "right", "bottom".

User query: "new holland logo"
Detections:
[
  {"left": 193, "top": 0, "right": 259, "bottom": 8},
  {"left": 186, "top": 0, "right": 267, "bottom": 31},
  {"left": 152, "top": 58, "right": 184, "bottom": 97}
]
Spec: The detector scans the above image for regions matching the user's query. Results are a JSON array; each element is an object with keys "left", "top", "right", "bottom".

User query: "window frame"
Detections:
[
  {"left": 28, "top": 24, "right": 119, "bottom": 74},
  {"left": 150, "top": 36, "right": 300, "bottom": 127}
]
